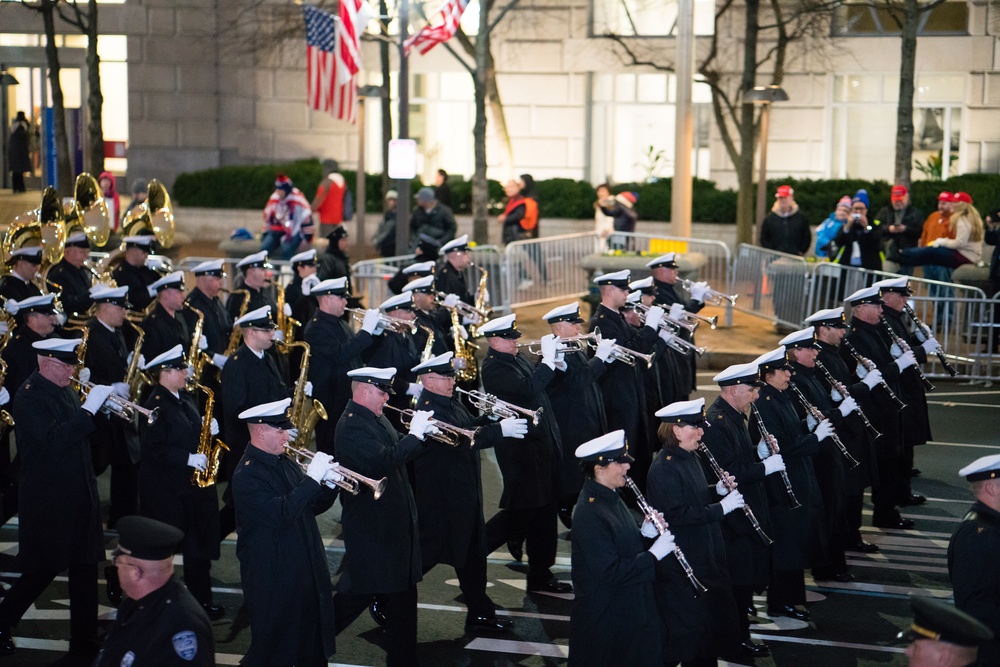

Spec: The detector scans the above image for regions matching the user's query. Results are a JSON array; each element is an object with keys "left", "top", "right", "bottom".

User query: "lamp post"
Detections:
[
  {"left": 1, "top": 68, "right": 21, "bottom": 191},
  {"left": 355, "top": 84, "right": 385, "bottom": 258},
  {"left": 744, "top": 84, "right": 788, "bottom": 231}
]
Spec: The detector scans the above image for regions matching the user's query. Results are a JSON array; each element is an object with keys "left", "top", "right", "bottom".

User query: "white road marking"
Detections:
[
  {"left": 805, "top": 577, "right": 953, "bottom": 598},
  {"left": 925, "top": 440, "right": 1000, "bottom": 449},
  {"left": 926, "top": 401, "right": 1000, "bottom": 408},
  {"left": 465, "top": 637, "right": 569, "bottom": 658},
  {"left": 751, "top": 633, "right": 905, "bottom": 654}
]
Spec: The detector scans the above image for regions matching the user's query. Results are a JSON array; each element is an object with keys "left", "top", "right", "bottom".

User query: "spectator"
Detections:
[
  {"left": 311, "top": 159, "right": 354, "bottom": 237},
  {"left": 760, "top": 184, "right": 811, "bottom": 256},
  {"left": 519, "top": 174, "right": 539, "bottom": 237},
  {"left": 409, "top": 187, "right": 456, "bottom": 247},
  {"left": 832, "top": 189, "right": 881, "bottom": 270},
  {"left": 124, "top": 178, "right": 148, "bottom": 221},
  {"left": 498, "top": 180, "right": 534, "bottom": 244},
  {"left": 7, "top": 111, "right": 30, "bottom": 193},
  {"left": 261, "top": 174, "right": 313, "bottom": 260},
  {"left": 876, "top": 184, "right": 924, "bottom": 275},
  {"left": 600, "top": 192, "right": 639, "bottom": 251},
  {"left": 815, "top": 196, "right": 852, "bottom": 259},
  {"left": 371, "top": 189, "right": 399, "bottom": 258},
  {"left": 899, "top": 192, "right": 983, "bottom": 270},
  {"left": 985, "top": 209, "right": 1000, "bottom": 352},
  {"left": 594, "top": 183, "right": 614, "bottom": 248},
  {"left": 912, "top": 192, "right": 957, "bottom": 286},
  {"left": 434, "top": 169, "right": 452, "bottom": 209},
  {"left": 99, "top": 171, "right": 121, "bottom": 229}
]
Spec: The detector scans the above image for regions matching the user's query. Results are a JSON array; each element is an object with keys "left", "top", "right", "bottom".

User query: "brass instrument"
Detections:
[
  {"left": 843, "top": 340, "right": 907, "bottom": 410},
  {"left": 99, "top": 179, "right": 175, "bottom": 280},
  {"left": 659, "top": 330, "right": 707, "bottom": 357},
  {"left": 275, "top": 284, "right": 301, "bottom": 342},
  {"left": 455, "top": 387, "right": 541, "bottom": 425},
  {"left": 418, "top": 325, "right": 435, "bottom": 363},
  {"left": 787, "top": 382, "right": 860, "bottom": 469},
  {"left": 185, "top": 304, "right": 210, "bottom": 384},
  {"left": 518, "top": 333, "right": 655, "bottom": 368},
  {"left": 64, "top": 173, "right": 111, "bottom": 248},
  {"left": 634, "top": 303, "right": 698, "bottom": 333},
  {"left": 678, "top": 278, "right": 738, "bottom": 306},
  {"left": 383, "top": 404, "right": 478, "bottom": 447},
  {"left": 750, "top": 403, "right": 801, "bottom": 509},
  {"left": 190, "top": 382, "right": 229, "bottom": 488},
  {"left": 0, "top": 323, "right": 15, "bottom": 426},
  {"left": 814, "top": 360, "right": 882, "bottom": 439},
  {"left": 276, "top": 339, "right": 328, "bottom": 448},
  {"left": 879, "top": 315, "right": 935, "bottom": 391},
  {"left": 346, "top": 308, "right": 417, "bottom": 335},
  {"left": 449, "top": 307, "right": 479, "bottom": 383},
  {"left": 284, "top": 444, "right": 387, "bottom": 498},
  {"left": 469, "top": 266, "right": 491, "bottom": 337},
  {"left": 124, "top": 320, "right": 149, "bottom": 400},
  {"left": 221, "top": 288, "right": 250, "bottom": 356},
  {"left": 698, "top": 443, "right": 772, "bottom": 544},
  {"left": 685, "top": 312, "right": 718, "bottom": 330},
  {"left": 622, "top": 476, "right": 706, "bottom": 596},
  {"left": 901, "top": 303, "right": 963, "bottom": 376},
  {"left": 72, "top": 378, "right": 159, "bottom": 424},
  {"left": 434, "top": 292, "right": 489, "bottom": 323}
]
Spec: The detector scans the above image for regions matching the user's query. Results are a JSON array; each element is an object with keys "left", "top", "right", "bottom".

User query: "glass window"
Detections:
[
  {"left": 832, "top": 1, "right": 967, "bottom": 36},
  {"left": 833, "top": 75, "right": 881, "bottom": 103},
  {"left": 915, "top": 74, "right": 965, "bottom": 103},
  {"left": 593, "top": 0, "right": 715, "bottom": 37},
  {"left": 592, "top": 73, "right": 613, "bottom": 102},
  {"left": 97, "top": 35, "right": 128, "bottom": 62},
  {"left": 615, "top": 74, "right": 636, "bottom": 102},
  {"left": 636, "top": 73, "right": 667, "bottom": 103}
]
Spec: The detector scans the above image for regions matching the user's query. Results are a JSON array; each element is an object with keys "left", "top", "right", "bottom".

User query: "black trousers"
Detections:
[
  {"left": 485, "top": 503, "right": 557, "bottom": 587},
  {"left": 11, "top": 172, "right": 25, "bottom": 193},
  {"left": 108, "top": 458, "right": 138, "bottom": 528},
  {"left": 871, "top": 454, "right": 903, "bottom": 523},
  {"left": 845, "top": 492, "right": 864, "bottom": 543},
  {"left": 767, "top": 567, "right": 806, "bottom": 608},
  {"left": 334, "top": 585, "right": 418, "bottom": 667},
  {"left": 0, "top": 562, "right": 98, "bottom": 651},
  {"left": 898, "top": 441, "right": 915, "bottom": 501},
  {"left": 184, "top": 556, "right": 213, "bottom": 607},
  {"left": 422, "top": 554, "right": 495, "bottom": 621},
  {"left": 730, "top": 583, "right": 754, "bottom": 641}
]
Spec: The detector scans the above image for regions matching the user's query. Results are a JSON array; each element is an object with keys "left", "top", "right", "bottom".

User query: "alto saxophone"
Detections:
[
  {"left": 221, "top": 288, "right": 250, "bottom": 356},
  {"left": 450, "top": 307, "right": 479, "bottom": 382},
  {"left": 469, "top": 267, "right": 491, "bottom": 338},
  {"left": 124, "top": 320, "right": 149, "bottom": 399},
  {"left": 275, "top": 339, "right": 328, "bottom": 447},
  {"left": 190, "top": 382, "right": 229, "bottom": 488},
  {"left": 185, "top": 303, "right": 209, "bottom": 383}
]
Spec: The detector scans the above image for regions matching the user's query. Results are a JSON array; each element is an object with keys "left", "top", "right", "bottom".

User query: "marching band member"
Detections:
[
  {"left": 387, "top": 255, "right": 436, "bottom": 296},
  {"left": 2, "top": 294, "right": 58, "bottom": 404},
  {"left": 700, "top": 362, "right": 776, "bottom": 658},
  {"left": 404, "top": 275, "right": 452, "bottom": 358},
  {"left": 898, "top": 596, "right": 994, "bottom": 667},
  {"left": 435, "top": 234, "right": 475, "bottom": 305},
  {"left": 139, "top": 345, "right": 224, "bottom": 619},
  {"left": 283, "top": 248, "right": 320, "bottom": 330},
  {"left": 184, "top": 258, "right": 234, "bottom": 381},
  {"left": 0, "top": 246, "right": 43, "bottom": 303},
  {"left": 141, "top": 271, "right": 195, "bottom": 361},
  {"left": 226, "top": 251, "right": 277, "bottom": 320},
  {"left": 649, "top": 400, "right": 744, "bottom": 666},
  {"left": 304, "top": 277, "right": 381, "bottom": 454},
  {"left": 366, "top": 292, "right": 421, "bottom": 425},
  {"left": 570, "top": 429, "right": 669, "bottom": 667},
  {"left": 0, "top": 338, "right": 113, "bottom": 659},
  {"left": 479, "top": 314, "right": 572, "bottom": 593},
  {"left": 46, "top": 231, "right": 94, "bottom": 318},
  {"left": 413, "top": 352, "right": 524, "bottom": 633},
  {"left": 626, "top": 281, "right": 673, "bottom": 447},
  {"left": 233, "top": 397, "right": 339, "bottom": 667},
  {"left": 333, "top": 367, "right": 434, "bottom": 667},
  {"left": 111, "top": 235, "right": 159, "bottom": 312}
]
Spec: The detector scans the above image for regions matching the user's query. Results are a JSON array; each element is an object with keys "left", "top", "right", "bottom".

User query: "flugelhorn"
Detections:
[
  {"left": 455, "top": 387, "right": 542, "bottom": 426},
  {"left": 383, "top": 405, "right": 478, "bottom": 447},
  {"left": 71, "top": 379, "right": 159, "bottom": 424},
  {"left": 678, "top": 278, "right": 738, "bottom": 306},
  {"left": 346, "top": 308, "right": 417, "bottom": 335},
  {"left": 284, "top": 444, "right": 387, "bottom": 499}
]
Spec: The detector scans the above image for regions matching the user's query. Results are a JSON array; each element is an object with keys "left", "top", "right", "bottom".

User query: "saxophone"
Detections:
[
  {"left": 451, "top": 307, "right": 479, "bottom": 382},
  {"left": 469, "top": 267, "right": 491, "bottom": 338},
  {"left": 275, "top": 339, "right": 328, "bottom": 448},
  {"left": 0, "top": 330, "right": 13, "bottom": 426},
  {"left": 184, "top": 303, "right": 209, "bottom": 383},
  {"left": 222, "top": 288, "right": 250, "bottom": 356},
  {"left": 190, "top": 382, "right": 229, "bottom": 488},
  {"left": 418, "top": 325, "right": 435, "bottom": 362},
  {"left": 124, "top": 320, "right": 149, "bottom": 399}
]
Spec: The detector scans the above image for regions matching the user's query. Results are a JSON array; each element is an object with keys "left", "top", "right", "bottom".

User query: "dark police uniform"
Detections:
[
  {"left": 283, "top": 275, "right": 317, "bottom": 335},
  {"left": 0, "top": 272, "right": 40, "bottom": 304},
  {"left": 413, "top": 306, "right": 452, "bottom": 357},
  {"left": 653, "top": 278, "right": 704, "bottom": 398},
  {"left": 47, "top": 258, "right": 93, "bottom": 317},
  {"left": 949, "top": 500, "right": 1000, "bottom": 665},
  {"left": 185, "top": 287, "right": 233, "bottom": 358},
  {"left": 225, "top": 283, "right": 276, "bottom": 322},
  {"left": 141, "top": 302, "right": 192, "bottom": 362},
  {"left": 112, "top": 260, "right": 159, "bottom": 313},
  {"left": 434, "top": 260, "right": 474, "bottom": 305},
  {"left": 2, "top": 326, "right": 45, "bottom": 404},
  {"left": 366, "top": 328, "right": 420, "bottom": 429}
]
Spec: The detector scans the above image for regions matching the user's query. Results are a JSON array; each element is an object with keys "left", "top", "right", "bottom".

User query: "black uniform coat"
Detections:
[
  {"left": 225, "top": 283, "right": 275, "bottom": 322},
  {"left": 95, "top": 577, "right": 215, "bottom": 667},
  {"left": 414, "top": 390, "right": 502, "bottom": 568},
  {"left": 334, "top": 400, "right": 425, "bottom": 594},
  {"left": 85, "top": 320, "right": 133, "bottom": 470},
  {"left": 2, "top": 326, "right": 44, "bottom": 403},
  {"left": 185, "top": 287, "right": 233, "bottom": 355},
  {"left": 0, "top": 273, "right": 41, "bottom": 304},
  {"left": 948, "top": 500, "right": 1000, "bottom": 665},
  {"left": 480, "top": 348, "right": 562, "bottom": 510},
  {"left": 648, "top": 445, "right": 741, "bottom": 662},
  {"left": 434, "top": 260, "right": 473, "bottom": 304},
  {"left": 47, "top": 259, "right": 92, "bottom": 317},
  {"left": 141, "top": 303, "right": 192, "bottom": 366},
  {"left": 413, "top": 307, "right": 452, "bottom": 357},
  {"left": 112, "top": 261, "right": 158, "bottom": 313},
  {"left": 366, "top": 330, "right": 420, "bottom": 430},
  {"left": 13, "top": 371, "right": 104, "bottom": 572},
  {"left": 233, "top": 444, "right": 338, "bottom": 665},
  {"left": 139, "top": 386, "right": 220, "bottom": 561},
  {"left": 653, "top": 279, "right": 704, "bottom": 397},
  {"left": 881, "top": 307, "right": 932, "bottom": 448},
  {"left": 841, "top": 319, "right": 905, "bottom": 459},
  {"left": 282, "top": 276, "right": 317, "bottom": 335},
  {"left": 701, "top": 396, "right": 771, "bottom": 587},
  {"left": 568, "top": 478, "right": 662, "bottom": 667},
  {"left": 750, "top": 384, "right": 825, "bottom": 571}
]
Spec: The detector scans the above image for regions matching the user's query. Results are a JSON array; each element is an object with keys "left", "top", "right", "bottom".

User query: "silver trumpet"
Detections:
[
  {"left": 346, "top": 308, "right": 417, "bottom": 335},
  {"left": 383, "top": 405, "right": 478, "bottom": 447},
  {"left": 660, "top": 331, "right": 707, "bottom": 356},
  {"left": 72, "top": 379, "right": 159, "bottom": 424},
  {"left": 518, "top": 337, "right": 589, "bottom": 354},
  {"left": 518, "top": 333, "right": 655, "bottom": 368},
  {"left": 434, "top": 292, "right": 488, "bottom": 322},
  {"left": 634, "top": 303, "right": 698, "bottom": 333},
  {"left": 678, "top": 278, "right": 739, "bottom": 306},
  {"left": 284, "top": 444, "right": 388, "bottom": 498},
  {"left": 685, "top": 312, "right": 718, "bottom": 330},
  {"left": 455, "top": 387, "right": 542, "bottom": 426}
]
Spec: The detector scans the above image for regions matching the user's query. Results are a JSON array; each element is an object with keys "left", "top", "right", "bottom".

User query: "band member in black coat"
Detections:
[
  {"left": 304, "top": 277, "right": 381, "bottom": 453},
  {"left": 140, "top": 271, "right": 194, "bottom": 364},
  {"left": 0, "top": 338, "right": 114, "bottom": 659},
  {"left": 46, "top": 231, "right": 93, "bottom": 318},
  {"left": 807, "top": 306, "right": 881, "bottom": 554},
  {"left": 139, "top": 345, "right": 224, "bottom": 619},
  {"left": 2, "top": 294, "right": 57, "bottom": 405},
  {"left": 0, "top": 246, "right": 43, "bottom": 304},
  {"left": 405, "top": 275, "right": 453, "bottom": 358},
  {"left": 701, "top": 361, "right": 778, "bottom": 659},
  {"left": 226, "top": 251, "right": 277, "bottom": 320},
  {"left": 111, "top": 235, "right": 159, "bottom": 313},
  {"left": 387, "top": 258, "right": 436, "bottom": 297},
  {"left": 366, "top": 292, "right": 421, "bottom": 429},
  {"left": 333, "top": 367, "right": 433, "bottom": 667},
  {"left": 570, "top": 429, "right": 671, "bottom": 667},
  {"left": 649, "top": 399, "right": 746, "bottom": 665},
  {"left": 284, "top": 249, "right": 319, "bottom": 334},
  {"left": 479, "top": 314, "right": 572, "bottom": 593},
  {"left": 840, "top": 285, "right": 913, "bottom": 529},
  {"left": 184, "top": 259, "right": 234, "bottom": 389},
  {"left": 434, "top": 234, "right": 476, "bottom": 305},
  {"left": 623, "top": 283, "right": 671, "bottom": 451},
  {"left": 233, "top": 397, "right": 340, "bottom": 667}
]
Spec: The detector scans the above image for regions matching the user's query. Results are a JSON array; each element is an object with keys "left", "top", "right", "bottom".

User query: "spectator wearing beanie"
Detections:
[
  {"left": 832, "top": 189, "right": 881, "bottom": 270},
  {"left": 261, "top": 174, "right": 314, "bottom": 260},
  {"left": 312, "top": 159, "right": 354, "bottom": 237},
  {"left": 815, "top": 196, "right": 852, "bottom": 259},
  {"left": 409, "top": 186, "right": 456, "bottom": 247},
  {"left": 760, "top": 184, "right": 812, "bottom": 256},
  {"left": 600, "top": 191, "right": 639, "bottom": 251},
  {"left": 876, "top": 184, "right": 924, "bottom": 275}
]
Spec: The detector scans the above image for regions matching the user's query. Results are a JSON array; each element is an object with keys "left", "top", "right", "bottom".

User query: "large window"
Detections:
[
  {"left": 832, "top": 1, "right": 968, "bottom": 36},
  {"left": 592, "top": 0, "right": 715, "bottom": 37}
]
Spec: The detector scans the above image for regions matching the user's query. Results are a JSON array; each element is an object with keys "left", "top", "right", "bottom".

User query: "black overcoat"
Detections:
[
  {"left": 0, "top": 274, "right": 41, "bottom": 304},
  {"left": 948, "top": 501, "right": 1000, "bottom": 665},
  {"left": 653, "top": 279, "right": 704, "bottom": 397},
  {"left": 47, "top": 259, "right": 93, "bottom": 317},
  {"left": 141, "top": 303, "right": 192, "bottom": 361},
  {"left": 85, "top": 320, "right": 134, "bottom": 470},
  {"left": 3, "top": 326, "right": 44, "bottom": 402},
  {"left": 112, "top": 261, "right": 158, "bottom": 313},
  {"left": 413, "top": 307, "right": 453, "bottom": 357},
  {"left": 841, "top": 319, "right": 904, "bottom": 459},
  {"left": 434, "top": 261, "right": 474, "bottom": 304},
  {"left": 185, "top": 287, "right": 233, "bottom": 355},
  {"left": 881, "top": 306, "right": 932, "bottom": 447}
]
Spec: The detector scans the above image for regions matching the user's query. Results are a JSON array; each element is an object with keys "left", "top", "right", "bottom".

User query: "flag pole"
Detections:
[{"left": 394, "top": 0, "right": 412, "bottom": 255}]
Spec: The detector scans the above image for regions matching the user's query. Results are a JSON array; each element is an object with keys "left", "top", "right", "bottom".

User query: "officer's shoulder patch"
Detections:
[{"left": 172, "top": 630, "right": 198, "bottom": 661}]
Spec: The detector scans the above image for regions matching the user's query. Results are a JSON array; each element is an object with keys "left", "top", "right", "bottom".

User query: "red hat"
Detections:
[
  {"left": 891, "top": 185, "right": 908, "bottom": 201},
  {"left": 952, "top": 191, "right": 973, "bottom": 204},
  {"left": 938, "top": 192, "right": 952, "bottom": 202},
  {"left": 775, "top": 185, "right": 794, "bottom": 199},
  {"left": 615, "top": 192, "right": 638, "bottom": 209}
]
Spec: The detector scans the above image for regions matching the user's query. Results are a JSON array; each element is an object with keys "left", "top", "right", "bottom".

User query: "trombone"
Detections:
[
  {"left": 455, "top": 387, "right": 542, "bottom": 425},
  {"left": 678, "top": 278, "right": 739, "bottom": 306},
  {"left": 71, "top": 379, "right": 159, "bottom": 424},
  {"left": 284, "top": 444, "right": 387, "bottom": 498},
  {"left": 383, "top": 404, "right": 478, "bottom": 447},
  {"left": 346, "top": 308, "right": 417, "bottom": 335}
]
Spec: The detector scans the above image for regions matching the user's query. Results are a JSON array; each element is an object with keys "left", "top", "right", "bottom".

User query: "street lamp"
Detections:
[
  {"left": 1, "top": 68, "right": 21, "bottom": 191},
  {"left": 744, "top": 85, "right": 789, "bottom": 231}
]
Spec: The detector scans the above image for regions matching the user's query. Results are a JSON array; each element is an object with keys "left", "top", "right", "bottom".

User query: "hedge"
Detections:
[{"left": 173, "top": 159, "right": 1000, "bottom": 224}]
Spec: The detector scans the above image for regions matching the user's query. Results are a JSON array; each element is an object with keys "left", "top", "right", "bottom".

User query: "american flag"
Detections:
[
  {"left": 304, "top": 3, "right": 372, "bottom": 124},
  {"left": 404, "top": 0, "right": 469, "bottom": 56}
]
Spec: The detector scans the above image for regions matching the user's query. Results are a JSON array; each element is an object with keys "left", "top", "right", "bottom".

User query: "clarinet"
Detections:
[
  {"left": 749, "top": 403, "right": 802, "bottom": 509},
  {"left": 814, "top": 360, "right": 882, "bottom": 439},
  {"left": 879, "top": 315, "right": 935, "bottom": 392},
  {"left": 788, "top": 382, "right": 861, "bottom": 469},
  {"left": 901, "top": 304, "right": 959, "bottom": 377},
  {"left": 697, "top": 444, "right": 773, "bottom": 545},
  {"left": 623, "top": 476, "right": 707, "bottom": 597},
  {"left": 844, "top": 340, "right": 907, "bottom": 410}
]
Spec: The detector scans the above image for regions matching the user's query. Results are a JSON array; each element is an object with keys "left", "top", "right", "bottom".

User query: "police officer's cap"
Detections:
[
  {"left": 478, "top": 313, "right": 521, "bottom": 339},
  {"left": 645, "top": 253, "right": 679, "bottom": 269},
  {"left": 143, "top": 344, "right": 188, "bottom": 372},
  {"left": 713, "top": 361, "right": 765, "bottom": 388},
  {"left": 402, "top": 275, "right": 436, "bottom": 295},
  {"left": 805, "top": 307, "right": 847, "bottom": 329},
  {"left": 959, "top": 454, "right": 1000, "bottom": 482},
  {"left": 234, "top": 305, "right": 278, "bottom": 329},
  {"left": 122, "top": 235, "right": 156, "bottom": 250},
  {"left": 90, "top": 284, "right": 131, "bottom": 309},
  {"left": 147, "top": 270, "right": 185, "bottom": 298},
  {"left": 896, "top": 596, "right": 993, "bottom": 647},
  {"left": 32, "top": 337, "right": 82, "bottom": 363},
  {"left": 412, "top": 351, "right": 455, "bottom": 377},
  {"left": 236, "top": 250, "right": 271, "bottom": 272},
  {"left": 845, "top": 285, "right": 882, "bottom": 307},
  {"left": 593, "top": 269, "right": 631, "bottom": 289},
  {"left": 310, "top": 277, "right": 350, "bottom": 297},
  {"left": 873, "top": 276, "right": 912, "bottom": 296},
  {"left": 542, "top": 302, "right": 583, "bottom": 324},
  {"left": 65, "top": 231, "right": 90, "bottom": 249},
  {"left": 755, "top": 347, "right": 792, "bottom": 374},
  {"left": 239, "top": 397, "right": 294, "bottom": 429},
  {"left": 441, "top": 234, "right": 470, "bottom": 254},
  {"left": 113, "top": 516, "right": 183, "bottom": 561},
  {"left": 347, "top": 367, "right": 397, "bottom": 394},
  {"left": 6, "top": 293, "right": 57, "bottom": 317},
  {"left": 779, "top": 327, "right": 820, "bottom": 350},
  {"left": 190, "top": 259, "right": 225, "bottom": 277},
  {"left": 7, "top": 246, "right": 43, "bottom": 265},
  {"left": 402, "top": 261, "right": 436, "bottom": 277},
  {"left": 656, "top": 398, "right": 710, "bottom": 427},
  {"left": 380, "top": 292, "right": 416, "bottom": 313},
  {"left": 629, "top": 276, "right": 655, "bottom": 295},
  {"left": 575, "top": 430, "right": 633, "bottom": 464},
  {"left": 289, "top": 248, "right": 317, "bottom": 267}
]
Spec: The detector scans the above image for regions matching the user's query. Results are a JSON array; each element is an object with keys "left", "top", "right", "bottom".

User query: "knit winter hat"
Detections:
[
  {"left": 275, "top": 174, "right": 293, "bottom": 194},
  {"left": 836, "top": 196, "right": 852, "bottom": 211},
  {"left": 852, "top": 189, "right": 870, "bottom": 209},
  {"left": 615, "top": 192, "right": 638, "bottom": 209}
]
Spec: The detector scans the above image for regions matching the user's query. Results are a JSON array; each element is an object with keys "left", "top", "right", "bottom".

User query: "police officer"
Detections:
[
  {"left": 283, "top": 248, "right": 320, "bottom": 331},
  {"left": 434, "top": 234, "right": 475, "bottom": 306},
  {"left": 95, "top": 516, "right": 215, "bottom": 667},
  {"left": 111, "top": 234, "right": 159, "bottom": 313},
  {"left": 2, "top": 294, "right": 58, "bottom": 405},
  {"left": 233, "top": 397, "right": 339, "bottom": 667},
  {"left": 141, "top": 271, "right": 195, "bottom": 365},
  {"left": 225, "top": 251, "right": 277, "bottom": 320},
  {"left": 0, "top": 246, "right": 43, "bottom": 303},
  {"left": 184, "top": 259, "right": 234, "bottom": 391},
  {"left": 404, "top": 275, "right": 452, "bottom": 358},
  {"left": 365, "top": 292, "right": 421, "bottom": 426},
  {"left": 570, "top": 429, "right": 671, "bottom": 667},
  {"left": 897, "top": 597, "right": 993, "bottom": 667},
  {"left": 139, "top": 345, "right": 224, "bottom": 620},
  {"left": 46, "top": 231, "right": 94, "bottom": 319}
]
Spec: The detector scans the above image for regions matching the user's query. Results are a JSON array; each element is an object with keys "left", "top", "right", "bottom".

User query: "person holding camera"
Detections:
[{"left": 832, "top": 190, "right": 882, "bottom": 271}]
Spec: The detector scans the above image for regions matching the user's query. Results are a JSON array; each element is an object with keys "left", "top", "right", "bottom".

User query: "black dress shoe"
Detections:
[
  {"left": 767, "top": 604, "right": 811, "bottom": 621},
  {"left": 911, "top": 467, "right": 922, "bottom": 477},
  {"left": 873, "top": 517, "right": 915, "bottom": 529},
  {"left": 825, "top": 571, "right": 854, "bottom": 583},
  {"left": 846, "top": 540, "right": 879, "bottom": 553},
  {"left": 741, "top": 640, "right": 770, "bottom": 657},
  {"left": 0, "top": 628, "right": 13, "bottom": 655},
  {"left": 201, "top": 603, "right": 226, "bottom": 621},
  {"left": 465, "top": 615, "right": 513, "bottom": 632},
  {"left": 899, "top": 494, "right": 927, "bottom": 506},
  {"left": 369, "top": 599, "right": 387, "bottom": 627},
  {"left": 558, "top": 507, "right": 573, "bottom": 530},
  {"left": 507, "top": 539, "right": 523, "bottom": 562},
  {"left": 527, "top": 579, "right": 573, "bottom": 594},
  {"left": 746, "top": 603, "right": 757, "bottom": 617}
]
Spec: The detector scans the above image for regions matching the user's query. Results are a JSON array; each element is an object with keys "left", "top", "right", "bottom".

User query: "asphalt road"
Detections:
[{"left": 1, "top": 374, "right": 997, "bottom": 666}]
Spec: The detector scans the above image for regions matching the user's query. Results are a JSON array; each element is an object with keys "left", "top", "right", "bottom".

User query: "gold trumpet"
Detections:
[
  {"left": 383, "top": 405, "right": 478, "bottom": 447},
  {"left": 284, "top": 444, "right": 387, "bottom": 498},
  {"left": 71, "top": 379, "right": 159, "bottom": 424},
  {"left": 678, "top": 278, "right": 738, "bottom": 306},
  {"left": 346, "top": 308, "right": 417, "bottom": 335},
  {"left": 455, "top": 387, "right": 542, "bottom": 425}
]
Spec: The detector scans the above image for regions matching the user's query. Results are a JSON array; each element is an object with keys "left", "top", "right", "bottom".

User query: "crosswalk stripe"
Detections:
[
  {"left": 751, "top": 633, "right": 905, "bottom": 654},
  {"left": 807, "top": 578, "right": 953, "bottom": 599},
  {"left": 465, "top": 637, "right": 569, "bottom": 658}
]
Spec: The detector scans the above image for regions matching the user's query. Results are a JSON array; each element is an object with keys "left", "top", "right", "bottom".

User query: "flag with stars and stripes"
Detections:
[
  {"left": 404, "top": 0, "right": 470, "bottom": 56},
  {"left": 304, "top": 3, "right": 372, "bottom": 124}
]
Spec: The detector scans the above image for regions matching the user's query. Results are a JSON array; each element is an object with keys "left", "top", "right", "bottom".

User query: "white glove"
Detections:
[
  {"left": 0, "top": 387, "right": 9, "bottom": 406},
  {"left": 640, "top": 517, "right": 660, "bottom": 538},
  {"left": 500, "top": 417, "right": 528, "bottom": 439},
  {"left": 921, "top": 338, "right": 939, "bottom": 355},
  {"left": 658, "top": 328, "right": 674, "bottom": 344},
  {"left": 668, "top": 303, "right": 685, "bottom": 321},
  {"left": 756, "top": 439, "right": 771, "bottom": 460},
  {"left": 406, "top": 382, "right": 423, "bottom": 398},
  {"left": 715, "top": 473, "right": 736, "bottom": 496},
  {"left": 186, "top": 366, "right": 195, "bottom": 379},
  {"left": 304, "top": 381, "right": 313, "bottom": 397},
  {"left": 838, "top": 395, "right": 858, "bottom": 417},
  {"left": 301, "top": 275, "right": 320, "bottom": 296},
  {"left": 461, "top": 315, "right": 475, "bottom": 326},
  {"left": 889, "top": 342, "right": 902, "bottom": 358},
  {"left": 407, "top": 409, "right": 435, "bottom": 440},
  {"left": 78, "top": 367, "right": 92, "bottom": 384},
  {"left": 895, "top": 351, "right": 916, "bottom": 371},
  {"left": 0, "top": 321, "right": 8, "bottom": 335},
  {"left": 830, "top": 388, "right": 843, "bottom": 402},
  {"left": 806, "top": 414, "right": 818, "bottom": 431},
  {"left": 111, "top": 382, "right": 130, "bottom": 398},
  {"left": 283, "top": 302, "right": 292, "bottom": 317},
  {"left": 644, "top": 305, "right": 665, "bottom": 330},
  {"left": 322, "top": 465, "right": 345, "bottom": 483},
  {"left": 287, "top": 428, "right": 299, "bottom": 441},
  {"left": 442, "top": 293, "right": 461, "bottom": 309},
  {"left": 210, "top": 418, "right": 219, "bottom": 436},
  {"left": 187, "top": 453, "right": 208, "bottom": 472},
  {"left": 763, "top": 455, "right": 786, "bottom": 475},
  {"left": 212, "top": 353, "right": 228, "bottom": 368},
  {"left": 361, "top": 308, "right": 381, "bottom": 334},
  {"left": 648, "top": 531, "right": 676, "bottom": 560},
  {"left": 54, "top": 311, "right": 67, "bottom": 326},
  {"left": 272, "top": 329, "right": 285, "bottom": 343},
  {"left": 595, "top": 336, "right": 615, "bottom": 362},
  {"left": 540, "top": 334, "right": 558, "bottom": 367},
  {"left": 815, "top": 419, "right": 835, "bottom": 442},
  {"left": 855, "top": 363, "right": 868, "bottom": 379},
  {"left": 198, "top": 335, "right": 208, "bottom": 351},
  {"left": 81, "top": 384, "right": 114, "bottom": 415},
  {"left": 861, "top": 368, "right": 882, "bottom": 389},
  {"left": 720, "top": 491, "right": 745, "bottom": 515},
  {"left": 689, "top": 281, "right": 709, "bottom": 303},
  {"left": 457, "top": 325, "right": 469, "bottom": 340},
  {"left": 306, "top": 451, "right": 334, "bottom": 483}
]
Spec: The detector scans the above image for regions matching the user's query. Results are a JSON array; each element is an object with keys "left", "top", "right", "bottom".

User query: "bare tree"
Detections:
[{"left": 58, "top": 0, "right": 104, "bottom": 175}]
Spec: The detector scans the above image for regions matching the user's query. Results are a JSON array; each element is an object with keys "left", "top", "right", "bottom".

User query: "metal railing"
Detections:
[{"left": 730, "top": 245, "right": 810, "bottom": 328}]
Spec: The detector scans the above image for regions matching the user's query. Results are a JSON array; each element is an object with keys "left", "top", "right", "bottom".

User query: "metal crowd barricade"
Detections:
[
  {"left": 504, "top": 233, "right": 601, "bottom": 309},
  {"left": 730, "top": 244, "right": 811, "bottom": 328}
]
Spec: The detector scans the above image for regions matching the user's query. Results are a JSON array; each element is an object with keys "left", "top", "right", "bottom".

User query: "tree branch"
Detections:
[
  {"left": 603, "top": 33, "right": 675, "bottom": 72},
  {"left": 488, "top": 0, "right": 522, "bottom": 35}
]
